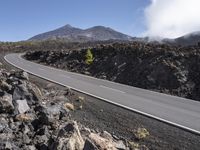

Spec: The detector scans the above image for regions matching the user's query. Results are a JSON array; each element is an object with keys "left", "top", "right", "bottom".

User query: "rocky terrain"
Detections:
[
  {"left": 25, "top": 42, "right": 200, "bottom": 101},
  {"left": 29, "top": 24, "right": 132, "bottom": 42},
  {"left": 0, "top": 39, "right": 129, "bottom": 53},
  {"left": 1, "top": 50, "right": 200, "bottom": 150},
  {"left": 0, "top": 66, "right": 152, "bottom": 150}
]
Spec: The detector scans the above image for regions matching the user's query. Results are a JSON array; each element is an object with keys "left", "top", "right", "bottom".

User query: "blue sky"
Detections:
[{"left": 0, "top": 0, "right": 150, "bottom": 41}]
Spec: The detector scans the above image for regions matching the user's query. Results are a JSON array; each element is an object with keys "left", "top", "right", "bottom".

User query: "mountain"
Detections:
[
  {"left": 162, "top": 31, "right": 200, "bottom": 46},
  {"left": 29, "top": 24, "right": 132, "bottom": 42},
  {"left": 173, "top": 31, "right": 200, "bottom": 46}
]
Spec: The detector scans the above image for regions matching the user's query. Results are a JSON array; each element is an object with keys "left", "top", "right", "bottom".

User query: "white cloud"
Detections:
[{"left": 144, "top": 0, "right": 200, "bottom": 38}]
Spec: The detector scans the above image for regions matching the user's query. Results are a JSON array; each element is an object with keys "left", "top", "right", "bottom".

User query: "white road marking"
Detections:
[
  {"left": 4, "top": 54, "right": 200, "bottom": 135},
  {"left": 99, "top": 85, "right": 126, "bottom": 94},
  {"left": 38, "top": 68, "right": 45, "bottom": 71},
  {"left": 59, "top": 74, "right": 71, "bottom": 78}
]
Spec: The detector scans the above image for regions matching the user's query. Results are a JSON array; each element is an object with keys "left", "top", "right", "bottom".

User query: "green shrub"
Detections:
[{"left": 85, "top": 48, "right": 94, "bottom": 65}]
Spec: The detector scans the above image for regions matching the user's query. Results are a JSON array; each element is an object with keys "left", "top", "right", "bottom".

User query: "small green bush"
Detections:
[{"left": 85, "top": 48, "right": 94, "bottom": 65}]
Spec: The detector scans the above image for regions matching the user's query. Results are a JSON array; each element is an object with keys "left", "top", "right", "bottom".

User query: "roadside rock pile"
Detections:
[
  {"left": 25, "top": 42, "right": 200, "bottom": 101},
  {"left": 0, "top": 68, "right": 142, "bottom": 150}
]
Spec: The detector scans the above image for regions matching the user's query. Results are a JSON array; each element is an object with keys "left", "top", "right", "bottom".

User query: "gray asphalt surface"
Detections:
[{"left": 5, "top": 53, "right": 200, "bottom": 134}]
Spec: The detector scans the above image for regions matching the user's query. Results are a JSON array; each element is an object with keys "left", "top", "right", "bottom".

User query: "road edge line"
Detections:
[{"left": 4, "top": 54, "right": 200, "bottom": 135}]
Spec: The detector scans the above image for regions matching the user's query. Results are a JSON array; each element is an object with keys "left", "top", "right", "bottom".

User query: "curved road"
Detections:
[{"left": 4, "top": 53, "right": 200, "bottom": 134}]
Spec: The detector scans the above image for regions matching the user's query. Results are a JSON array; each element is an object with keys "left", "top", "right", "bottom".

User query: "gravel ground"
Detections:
[{"left": 1, "top": 52, "right": 200, "bottom": 150}]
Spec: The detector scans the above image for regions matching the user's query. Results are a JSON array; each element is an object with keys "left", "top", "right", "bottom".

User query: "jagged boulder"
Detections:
[
  {"left": 12, "top": 71, "right": 29, "bottom": 80},
  {"left": 0, "top": 69, "right": 133, "bottom": 150},
  {"left": 83, "top": 138, "right": 98, "bottom": 150},
  {"left": 15, "top": 99, "right": 30, "bottom": 114},
  {"left": 27, "top": 82, "right": 42, "bottom": 101},
  {"left": 12, "top": 83, "right": 30, "bottom": 101},
  {"left": 0, "top": 80, "right": 12, "bottom": 92},
  {"left": 0, "top": 93, "right": 14, "bottom": 113},
  {"left": 50, "top": 121, "right": 84, "bottom": 150}
]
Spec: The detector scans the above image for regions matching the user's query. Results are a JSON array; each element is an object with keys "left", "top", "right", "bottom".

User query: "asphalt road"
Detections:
[{"left": 4, "top": 53, "right": 200, "bottom": 134}]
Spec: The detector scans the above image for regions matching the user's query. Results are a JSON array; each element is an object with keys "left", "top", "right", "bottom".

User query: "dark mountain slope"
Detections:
[
  {"left": 174, "top": 31, "right": 200, "bottom": 46},
  {"left": 29, "top": 24, "right": 83, "bottom": 41},
  {"left": 29, "top": 24, "right": 132, "bottom": 42},
  {"left": 162, "top": 31, "right": 200, "bottom": 46}
]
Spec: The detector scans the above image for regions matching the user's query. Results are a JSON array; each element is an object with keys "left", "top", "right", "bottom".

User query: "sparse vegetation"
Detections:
[
  {"left": 85, "top": 48, "right": 94, "bottom": 65},
  {"left": 135, "top": 127, "right": 150, "bottom": 140},
  {"left": 129, "top": 141, "right": 140, "bottom": 150},
  {"left": 129, "top": 141, "right": 149, "bottom": 150},
  {"left": 64, "top": 102, "right": 75, "bottom": 111}
]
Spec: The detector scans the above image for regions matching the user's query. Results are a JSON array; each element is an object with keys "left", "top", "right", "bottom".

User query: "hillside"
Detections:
[
  {"left": 25, "top": 42, "right": 200, "bottom": 101},
  {"left": 174, "top": 31, "right": 200, "bottom": 46},
  {"left": 162, "top": 31, "right": 200, "bottom": 46},
  {"left": 29, "top": 24, "right": 132, "bottom": 42}
]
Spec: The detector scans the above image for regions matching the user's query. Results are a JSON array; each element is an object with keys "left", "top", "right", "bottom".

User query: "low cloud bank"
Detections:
[{"left": 144, "top": 0, "right": 200, "bottom": 38}]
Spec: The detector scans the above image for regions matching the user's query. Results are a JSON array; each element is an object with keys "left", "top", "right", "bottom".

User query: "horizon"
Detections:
[
  {"left": 0, "top": 0, "right": 199, "bottom": 42},
  {"left": 0, "top": 0, "right": 148, "bottom": 42}
]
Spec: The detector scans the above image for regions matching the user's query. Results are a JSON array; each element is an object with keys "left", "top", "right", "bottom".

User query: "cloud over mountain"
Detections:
[{"left": 144, "top": 0, "right": 200, "bottom": 38}]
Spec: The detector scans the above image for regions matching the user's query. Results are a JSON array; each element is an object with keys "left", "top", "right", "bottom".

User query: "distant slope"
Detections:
[
  {"left": 162, "top": 31, "right": 200, "bottom": 46},
  {"left": 173, "top": 31, "right": 200, "bottom": 46},
  {"left": 29, "top": 24, "right": 132, "bottom": 42}
]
